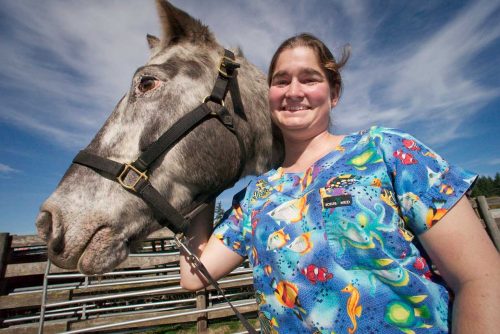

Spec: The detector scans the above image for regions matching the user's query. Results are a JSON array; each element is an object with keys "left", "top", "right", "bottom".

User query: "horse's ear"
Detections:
[
  {"left": 235, "top": 46, "right": 245, "bottom": 58},
  {"left": 147, "top": 34, "right": 160, "bottom": 50},
  {"left": 146, "top": 34, "right": 162, "bottom": 57},
  {"left": 155, "top": 0, "right": 214, "bottom": 47}
]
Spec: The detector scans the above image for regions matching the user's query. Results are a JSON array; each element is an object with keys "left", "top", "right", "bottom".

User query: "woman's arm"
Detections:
[
  {"left": 419, "top": 196, "right": 500, "bottom": 334},
  {"left": 179, "top": 202, "right": 244, "bottom": 291}
]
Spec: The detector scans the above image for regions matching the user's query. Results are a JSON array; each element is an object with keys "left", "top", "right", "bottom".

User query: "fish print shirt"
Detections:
[{"left": 213, "top": 126, "right": 476, "bottom": 334}]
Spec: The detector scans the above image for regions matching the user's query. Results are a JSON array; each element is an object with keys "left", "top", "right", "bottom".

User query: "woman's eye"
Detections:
[
  {"left": 304, "top": 77, "right": 319, "bottom": 85},
  {"left": 137, "top": 76, "right": 159, "bottom": 93},
  {"left": 273, "top": 80, "right": 289, "bottom": 87}
]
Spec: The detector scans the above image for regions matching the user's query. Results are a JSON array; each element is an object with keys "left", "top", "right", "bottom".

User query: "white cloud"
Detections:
[
  {"left": 0, "top": 163, "right": 19, "bottom": 174},
  {"left": 1, "top": 106, "right": 90, "bottom": 148},
  {"left": 0, "top": 1, "right": 158, "bottom": 147},
  {"left": 333, "top": 0, "right": 500, "bottom": 144},
  {"left": 488, "top": 158, "right": 500, "bottom": 166},
  {"left": 0, "top": 0, "right": 498, "bottom": 151}
]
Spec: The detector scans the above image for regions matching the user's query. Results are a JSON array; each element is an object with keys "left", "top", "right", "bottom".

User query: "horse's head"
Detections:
[{"left": 35, "top": 0, "right": 282, "bottom": 275}]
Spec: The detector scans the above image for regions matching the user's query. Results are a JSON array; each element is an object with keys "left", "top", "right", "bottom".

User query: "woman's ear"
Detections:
[
  {"left": 331, "top": 93, "right": 339, "bottom": 108},
  {"left": 330, "top": 85, "right": 340, "bottom": 108},
  {"left": 332, "top": 97, "right": 339, "bottom": 107}
]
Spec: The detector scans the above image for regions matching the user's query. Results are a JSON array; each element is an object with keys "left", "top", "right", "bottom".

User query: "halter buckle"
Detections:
[
  {"left": 203, "top": 95, "right": 225, "bottom": 107},
  {"left": 117, "top": 163, "right": 148, "bottom": 192},
  {"left": 218, "top": 56, "right": 238, "bottom": 78}
]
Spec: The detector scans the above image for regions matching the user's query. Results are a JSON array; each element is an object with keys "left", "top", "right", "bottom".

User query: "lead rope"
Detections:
[{"left": 174, "top": 235, "right": 258, "bottom": 334}]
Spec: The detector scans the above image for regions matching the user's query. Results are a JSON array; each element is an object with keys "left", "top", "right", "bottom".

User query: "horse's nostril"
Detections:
[
  {"left": 36, "top": 211, "right": 53, "bottom": 241},
  {"left": 36, "top": 206, "right": 65, "bottom": 255},
  {"left": 49, "top": 233, "right": 65, "bottom": 255}
]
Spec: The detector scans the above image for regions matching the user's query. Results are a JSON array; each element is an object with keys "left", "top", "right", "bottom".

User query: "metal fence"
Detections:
[{"left": 0, "top": 232, "right": 259, "bottom": 333}]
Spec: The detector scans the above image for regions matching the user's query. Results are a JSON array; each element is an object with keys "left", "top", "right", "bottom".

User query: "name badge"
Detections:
[{"left": 322, "top": 194, "right": 353, "bottom": 208}]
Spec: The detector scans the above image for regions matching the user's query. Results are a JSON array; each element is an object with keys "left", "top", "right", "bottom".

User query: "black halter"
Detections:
[{"left": 73, "top": 49, "right": 246, "bottom": 235}]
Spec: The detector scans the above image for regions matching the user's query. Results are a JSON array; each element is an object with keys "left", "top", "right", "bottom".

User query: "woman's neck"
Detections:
[{"left": 281, "top": 131, "right": 345, "bottom": 173}]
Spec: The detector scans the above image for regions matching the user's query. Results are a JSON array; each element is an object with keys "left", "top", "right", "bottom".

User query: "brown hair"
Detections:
[{"left": 267, "top": 33, "right": 350, "bottom": 99}]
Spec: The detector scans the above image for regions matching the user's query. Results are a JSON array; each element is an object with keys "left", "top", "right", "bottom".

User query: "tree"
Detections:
[
  {"left": 471, "top": 174, "right": 500, "bottom": 197},
  {"left": 494, "top": 173, "right": 500, "bottom": 195},
  {"left": 213, "top": 201, "right": 225, "bottom": 226}
]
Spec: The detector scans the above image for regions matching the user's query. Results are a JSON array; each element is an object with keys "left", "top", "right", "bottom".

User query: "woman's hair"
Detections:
[{"left": 267, "top": 33, "right": 351, "bottom": 98}]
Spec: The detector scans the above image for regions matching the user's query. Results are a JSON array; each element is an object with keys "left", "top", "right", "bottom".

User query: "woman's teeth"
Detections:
[{"left": 285, "top": 105, "right": 308, "bottom": 111}]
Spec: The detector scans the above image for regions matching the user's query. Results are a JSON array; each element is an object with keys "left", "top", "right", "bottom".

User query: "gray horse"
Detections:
[{"left": 36, "top": 0, "right": 282, "bottom": 275}]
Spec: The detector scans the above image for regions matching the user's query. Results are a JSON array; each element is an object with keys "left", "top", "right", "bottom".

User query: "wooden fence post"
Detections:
[
  {"left": 477, "top": 196, "right": 500, "bottom": 251},
  {"left": 196, "top": 289, "right": 208, "bottom": 333},
  {"left": 0, "top": 232, "right": 10, "bottom": 326},
  {"left": 0, "top": 233, "right": 10, "bottom": 295}
]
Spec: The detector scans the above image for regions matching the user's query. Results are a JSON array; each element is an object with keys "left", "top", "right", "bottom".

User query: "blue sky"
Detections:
[{"left": 1, "top": 0, "right": 499, "bottom": 235}]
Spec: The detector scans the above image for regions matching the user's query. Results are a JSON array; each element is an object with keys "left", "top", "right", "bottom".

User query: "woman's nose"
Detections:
[{"left": 285, "top": 80, "right": 304, "bottom": 99}]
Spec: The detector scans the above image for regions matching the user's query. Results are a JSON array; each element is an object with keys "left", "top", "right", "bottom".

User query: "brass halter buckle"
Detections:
[
  {"left": 218, "top": 56, "right": 236, "bottom": 78},
  {"left": 203, "top": 95, "right": 225, "bottom": 108},
  {"left": 117, "top": 163, "right": 148, "bottom": 192}
]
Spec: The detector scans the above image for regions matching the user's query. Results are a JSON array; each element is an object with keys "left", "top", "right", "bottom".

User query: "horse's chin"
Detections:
[{"left": 77, "top": 226, "right": 129, "bottom": 275}]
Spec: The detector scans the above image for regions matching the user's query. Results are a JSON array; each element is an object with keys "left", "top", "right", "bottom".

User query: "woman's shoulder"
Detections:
[
  {"left": 341, "top": 125, "right": 409, "bottom": 141},
  {"left": 356, "top": 125, "right": 421, "bottom": 149},
  {"left": 364, "top": 125, "right": 413, "bottom": 138}
]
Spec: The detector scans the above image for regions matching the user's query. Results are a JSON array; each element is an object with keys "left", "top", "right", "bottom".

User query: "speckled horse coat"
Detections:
[{"left": 36, "top": 0, "right": 283, "bottom": 274}]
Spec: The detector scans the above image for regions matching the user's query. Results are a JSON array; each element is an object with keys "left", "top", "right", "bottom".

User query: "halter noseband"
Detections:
[{"left": 72, "top": 49, "right": 246, "bottom": 235}]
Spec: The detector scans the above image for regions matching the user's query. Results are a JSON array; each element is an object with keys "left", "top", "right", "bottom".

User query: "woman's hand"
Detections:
[{"left": 179, "top": 201, "right": 244, "bottom": 291}]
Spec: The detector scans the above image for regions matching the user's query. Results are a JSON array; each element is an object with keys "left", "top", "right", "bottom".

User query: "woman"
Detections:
[{"left": 180, "top": 34, "right": 499, "bottom": 333}]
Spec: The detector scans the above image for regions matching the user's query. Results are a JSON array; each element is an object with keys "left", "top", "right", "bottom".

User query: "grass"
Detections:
[{"left": 146, "top": 313, "right": 260, "bottom": 334}]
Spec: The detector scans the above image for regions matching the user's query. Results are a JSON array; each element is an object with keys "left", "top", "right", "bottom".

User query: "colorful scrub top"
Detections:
[{"left": 213, "top": 126, "right": 476, "bottom": 334}]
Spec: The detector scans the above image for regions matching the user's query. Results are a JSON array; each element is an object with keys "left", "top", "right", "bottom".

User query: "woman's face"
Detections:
[{"left": 268, "top": 46, "right": 337, "bottom": 139}]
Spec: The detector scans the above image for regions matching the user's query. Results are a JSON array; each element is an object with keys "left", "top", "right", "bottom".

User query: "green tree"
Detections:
[
  {"left": 483, "top": 176, "right": 496, "bottom": 196},
  {"left": 471, "top": 174, "right": 499, "bottom": 197},
  {"left": 494, "top": 173, "right": 500, "bottom": 196},
  {"left": 213, "top": 201, "right": 225, "bottom": 225}
]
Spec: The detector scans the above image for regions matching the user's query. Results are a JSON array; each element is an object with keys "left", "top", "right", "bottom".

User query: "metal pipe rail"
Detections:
[
  {"left": 44, "top": 265, "right": 251, "bottom": 280},
  {"left": 53, "top": 268, "right": 252, "bottom": 290},
  {"left": 5, "top": 290, "right": 254, "bottom": 324},
  {"left": 11, "top": 269, "right": 182, "bottom": 294},
  {"left": 10, "top": 266, "right": 252, "bottom": 295},
  {"left": 7, "top": 303, "right": 193, "bottom": 324},
  {"left": 44, "top": 275, "right": 253, "bottom": 309},
  {"left": 61, "top": 299, "right": 258, "bottom": 334},
  {"left": 128, "top": 251, "right": 179, "bottom": 256}
]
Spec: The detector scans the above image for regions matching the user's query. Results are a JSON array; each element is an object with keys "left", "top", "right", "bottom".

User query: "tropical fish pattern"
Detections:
[
  {"left": 301, "top": 264, "right": 334, "bottom": 284},
  {"left": 214, "top": 126, "right": 476, "bottom": 333}
]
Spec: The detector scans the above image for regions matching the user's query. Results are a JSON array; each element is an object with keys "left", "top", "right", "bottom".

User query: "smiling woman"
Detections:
[
  {"left": 180, "top": 32, "right": 500, "bottom": 334},
  {"left": 269, "top": 47, "right": 336, "bottom": 137}
]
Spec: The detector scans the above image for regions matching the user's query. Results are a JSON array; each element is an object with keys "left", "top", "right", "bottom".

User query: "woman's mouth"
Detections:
[{"left": 282, "top": 105, "right": 310, "bottom": 111}]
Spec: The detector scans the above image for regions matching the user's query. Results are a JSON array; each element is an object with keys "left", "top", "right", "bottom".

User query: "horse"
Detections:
[{"left": 35, "top": 0, "right": 282, "bottom": 275}]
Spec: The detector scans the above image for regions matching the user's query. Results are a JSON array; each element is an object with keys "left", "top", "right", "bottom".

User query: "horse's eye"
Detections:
[{"left": 137, "top": 76, "right": 159, "bottom": 93}]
